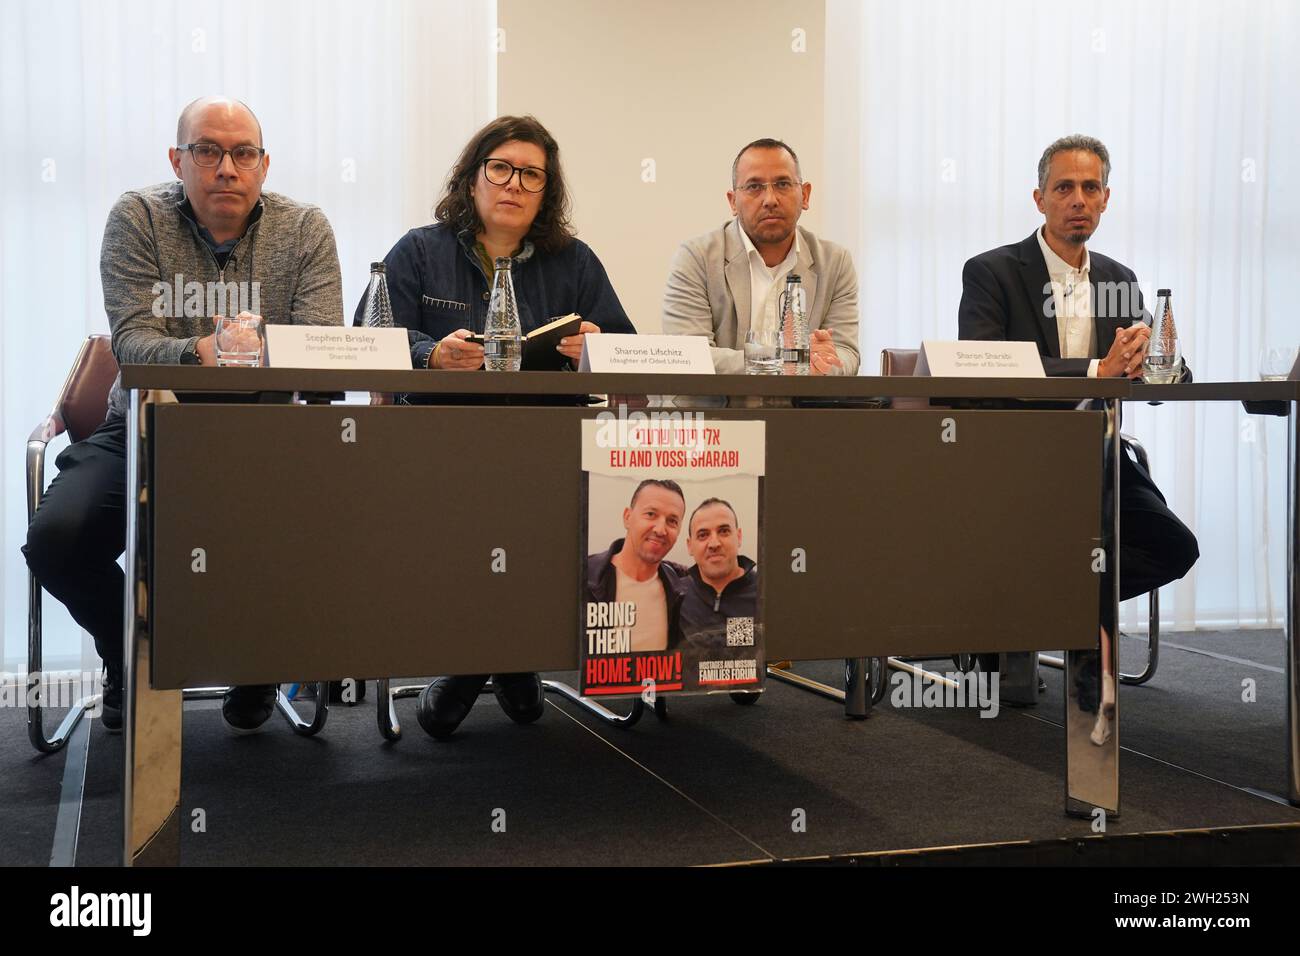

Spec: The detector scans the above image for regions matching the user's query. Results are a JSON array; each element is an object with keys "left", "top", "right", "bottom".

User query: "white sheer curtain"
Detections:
[
  {"left": 825, "top": 0, "right": 1299, "bottom": 630},
  {"left": 0, "top": 0, "right": 496, "bottom": 671}
]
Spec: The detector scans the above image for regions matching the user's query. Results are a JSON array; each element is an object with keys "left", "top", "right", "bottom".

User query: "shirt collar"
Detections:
[
  {"left": 1037, "top": 225, "right": 1089, "bottom": 277},
  {"left": 738, "top": 221, "right": 800, "bottom": 269},
  {"left": 457, "top": 228, "right": 535, "bottom": 265},
  {"left": 177, "top": 195, "right": 264, "bottom": 250}
]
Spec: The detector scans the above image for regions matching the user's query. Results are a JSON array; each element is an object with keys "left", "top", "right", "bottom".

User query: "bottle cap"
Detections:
[
  {"left": 1157, "top": 288, "right": 1171, "bottom": 296},
  {"left": 370, "top": 261, "right": 386, "bottom": 273}
]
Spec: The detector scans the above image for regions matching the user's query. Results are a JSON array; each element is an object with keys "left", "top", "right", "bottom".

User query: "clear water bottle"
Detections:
[
  {"left": 1142, "top": 288, "right": 1183, "bottom": 384},
  {"left": 362, "top": 261, "right": 394, "bottom": 328},
  {"left": 484, "top": 256, "right": 523, "bottom": 372},
  {"left": 779, "top": 274, "right": 809, "bottom": 376},
  {"left": 362, "top": 262, "right": 395, "bottom": 404}
]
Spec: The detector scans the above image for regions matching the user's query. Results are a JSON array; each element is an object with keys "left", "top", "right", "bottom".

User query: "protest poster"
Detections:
[{"left": 580, "top": 414, "right": 765, "bottom": 698}]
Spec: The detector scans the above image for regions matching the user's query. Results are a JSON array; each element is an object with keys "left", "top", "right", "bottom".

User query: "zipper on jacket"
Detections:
[
  {"left": 216, "top": 229, "right": 254, "bottom": 286},
  {"left": 181, "top": 205, "right": 255, "bottom": 293}
]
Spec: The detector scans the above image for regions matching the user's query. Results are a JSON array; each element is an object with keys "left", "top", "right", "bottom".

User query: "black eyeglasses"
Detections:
[
  {"left": 482, "top": 158, "right": 547, "bottom": 192},
  {"left": 178, "top": 143, "right": 266, "bottom": 170}
]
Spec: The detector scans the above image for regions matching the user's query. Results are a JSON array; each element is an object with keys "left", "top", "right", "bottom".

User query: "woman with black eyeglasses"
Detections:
[
  {"left": 355, "top": 115, "right": 634, "bottom": 740},
  {"left": 356, "top": 114, "right": 633, "bottom": 373}
]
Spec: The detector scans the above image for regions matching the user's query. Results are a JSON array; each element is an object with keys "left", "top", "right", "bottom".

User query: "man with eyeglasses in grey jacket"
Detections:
[{"left": 22, "top": 96, "right": 343, "bottom": 736}]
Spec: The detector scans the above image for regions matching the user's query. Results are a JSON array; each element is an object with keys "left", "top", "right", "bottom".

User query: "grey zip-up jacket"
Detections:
[{"left": 101, "top": 181, "right": 343, "bottom": 418}]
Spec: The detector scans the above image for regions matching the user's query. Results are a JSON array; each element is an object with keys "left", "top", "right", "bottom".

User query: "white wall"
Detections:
[
  {"left": 498, "top": 0, "right": 828, "bottom": 333},
  {"left": 1, "top": 0, "right": 495, "bottom": 670}
]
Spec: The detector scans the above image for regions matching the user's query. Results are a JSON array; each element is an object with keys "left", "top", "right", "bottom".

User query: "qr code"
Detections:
[{"left": 726, "top": 617, "right": 755, "bottom": 647}]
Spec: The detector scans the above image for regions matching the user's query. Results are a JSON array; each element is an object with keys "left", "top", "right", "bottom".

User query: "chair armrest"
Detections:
[
  {"left": 28, "top": 412, "right": 65, "bottom": 447},
  {"left": 1119, "top": 433, "right": 1150, "bottom": 470},
  {"left": 27, "top": 413, "right": 66, "bottom": 519}
]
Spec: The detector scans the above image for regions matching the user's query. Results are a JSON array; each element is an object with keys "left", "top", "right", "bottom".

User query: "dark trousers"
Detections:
[
  {"left": 1103, "top": 442, "right": 1200, "bottom": 624},
  {"left": 23, "top": 416, "right": 128, "bottom": 676}
]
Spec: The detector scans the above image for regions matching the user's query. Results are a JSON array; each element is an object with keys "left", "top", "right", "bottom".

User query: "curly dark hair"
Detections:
[{"left": 433, "top": 115, "right": 575, "bottom": 254}]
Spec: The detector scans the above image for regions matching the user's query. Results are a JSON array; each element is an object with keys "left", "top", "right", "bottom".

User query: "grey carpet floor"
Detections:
[{"left": 5, "top": 628, "right": 1298, "bottom": 866}]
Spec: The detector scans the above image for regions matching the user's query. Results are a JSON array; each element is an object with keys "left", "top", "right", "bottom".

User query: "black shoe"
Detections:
[
  {"left": 416, "top": 676, "right": 485, "bottom": 739},
  {"left": 222, "top": 684, "right": 277, "bottom": 735},
  {"left": 729, "top": 691, "right": 761, "bottom": 706},
  {"left": 100, "top": 665, "right": 123, "bottom": 734},
  {"left": 492, "top": 673, "right": 544, "bottom": 725}
]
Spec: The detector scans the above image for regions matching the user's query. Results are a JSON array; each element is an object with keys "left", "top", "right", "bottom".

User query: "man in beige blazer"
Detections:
[{"left": 661, "top": 138, "right": 860, "bottom": 375}]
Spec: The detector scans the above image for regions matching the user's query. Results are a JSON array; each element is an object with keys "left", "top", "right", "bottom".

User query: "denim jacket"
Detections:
[{"left": 353, "top": 222, "right": 635, "bottom": 368}]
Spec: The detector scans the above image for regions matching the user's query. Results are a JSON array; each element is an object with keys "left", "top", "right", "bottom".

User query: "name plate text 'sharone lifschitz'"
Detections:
[
  {"left": 264, "top": 325, "right": 412, "bottom": 370},
  {"left": 579, "top": 334, "right": 715, "bottom": 374},
  {"left": 915, "top": 340, "right": 1046, "bottom": 378}
]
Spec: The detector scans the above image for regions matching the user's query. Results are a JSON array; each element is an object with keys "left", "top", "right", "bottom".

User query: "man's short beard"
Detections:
[
  {"left": 635, "top": 544, "right": 667, "bottom": 566},
  {"left": 1065, "top": 227, "right": 1092, "bottom": 244},
  {"left": 747, "top": 219, "right": 794, "bottom": 245},
  {"left": 700, "top": 560, "right": 739, "bottom": 587}
]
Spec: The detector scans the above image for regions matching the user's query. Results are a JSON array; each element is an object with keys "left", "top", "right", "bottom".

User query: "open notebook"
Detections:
[{"left": 468, "top": 313, "right": 582, "bottom": 371}]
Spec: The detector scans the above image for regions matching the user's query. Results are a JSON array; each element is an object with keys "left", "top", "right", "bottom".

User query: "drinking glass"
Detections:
[
  {"left": 215, "top": 314, "right": 264, "bottom": 367},
  {"left": 1259, "top": 345, "right": 1298, "bottom": 382},
  {"left": 744, "top": 328, "right": 781, "bottom": 375}
]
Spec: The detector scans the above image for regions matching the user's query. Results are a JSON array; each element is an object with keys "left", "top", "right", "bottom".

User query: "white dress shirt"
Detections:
[
  {"left": 1036, "top": 226, "right": 1100, "bottom": 377},
  {"left": 738, "top": 224, "right": 801, "bottom": 334}
]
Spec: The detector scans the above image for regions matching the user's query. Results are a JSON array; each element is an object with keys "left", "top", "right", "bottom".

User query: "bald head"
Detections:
[{"left": 177, "top": 97, "right": 262, "bottom": 147}]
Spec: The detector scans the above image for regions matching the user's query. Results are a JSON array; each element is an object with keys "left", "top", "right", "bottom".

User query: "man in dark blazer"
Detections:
[{"left": 958, "top": 135, "right": 1198, "bottom": 741}]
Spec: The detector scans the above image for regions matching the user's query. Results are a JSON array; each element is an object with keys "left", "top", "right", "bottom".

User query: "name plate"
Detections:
[
  {"left": 265, "top": 326, "right": 412, "bottom": 370},
  {"left": 916, "top": 340, "right": 1045, "bottom": 378},
  {"left": 579, "top": 334, "right": 715, "bottom": 374}
]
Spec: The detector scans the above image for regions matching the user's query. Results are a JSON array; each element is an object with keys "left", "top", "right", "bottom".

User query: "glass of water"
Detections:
[
  {"left": 215, "top": 314, "right": 264, "bottom": 367},
  {"left": 744, "top": 328, "right": 781, "bottom": 375},
  {"left": 1259, "top": 345, "right": 1298, "bottom": 381}
]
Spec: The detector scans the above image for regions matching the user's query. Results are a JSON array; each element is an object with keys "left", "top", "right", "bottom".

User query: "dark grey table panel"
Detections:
[
  {"left": 761, "top": 408, "right": 1103, "bottom": 660},
  {"left": 149, "top": 404, "right": 1101, "bottom": 688}
]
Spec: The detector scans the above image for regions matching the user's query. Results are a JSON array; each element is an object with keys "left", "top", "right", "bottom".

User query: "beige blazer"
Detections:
[{"left": 660, "top": 218, "right": 860, "bottom": 375}]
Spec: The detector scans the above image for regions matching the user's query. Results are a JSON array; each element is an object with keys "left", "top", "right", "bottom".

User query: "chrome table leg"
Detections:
[
  {"left": 1287, "top": 402, "right": 1300, "bottom": 805},
  {"left": 1066, "top": 397, "right": 1120, "bottom": 819},
  {"left": 123, "top": 389, "right": 183, "bottom": 867}
]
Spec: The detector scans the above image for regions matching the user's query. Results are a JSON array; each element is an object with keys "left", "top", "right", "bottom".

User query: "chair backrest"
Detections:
[
  {"left": 879, "top": 347, "right": 925, "bottom": 409},
  {"left": 60, "top": 335, "right": 119, "bottom": 443},
  {"left": 880, "top": 348, "right": 919, "bottom": 376}
]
